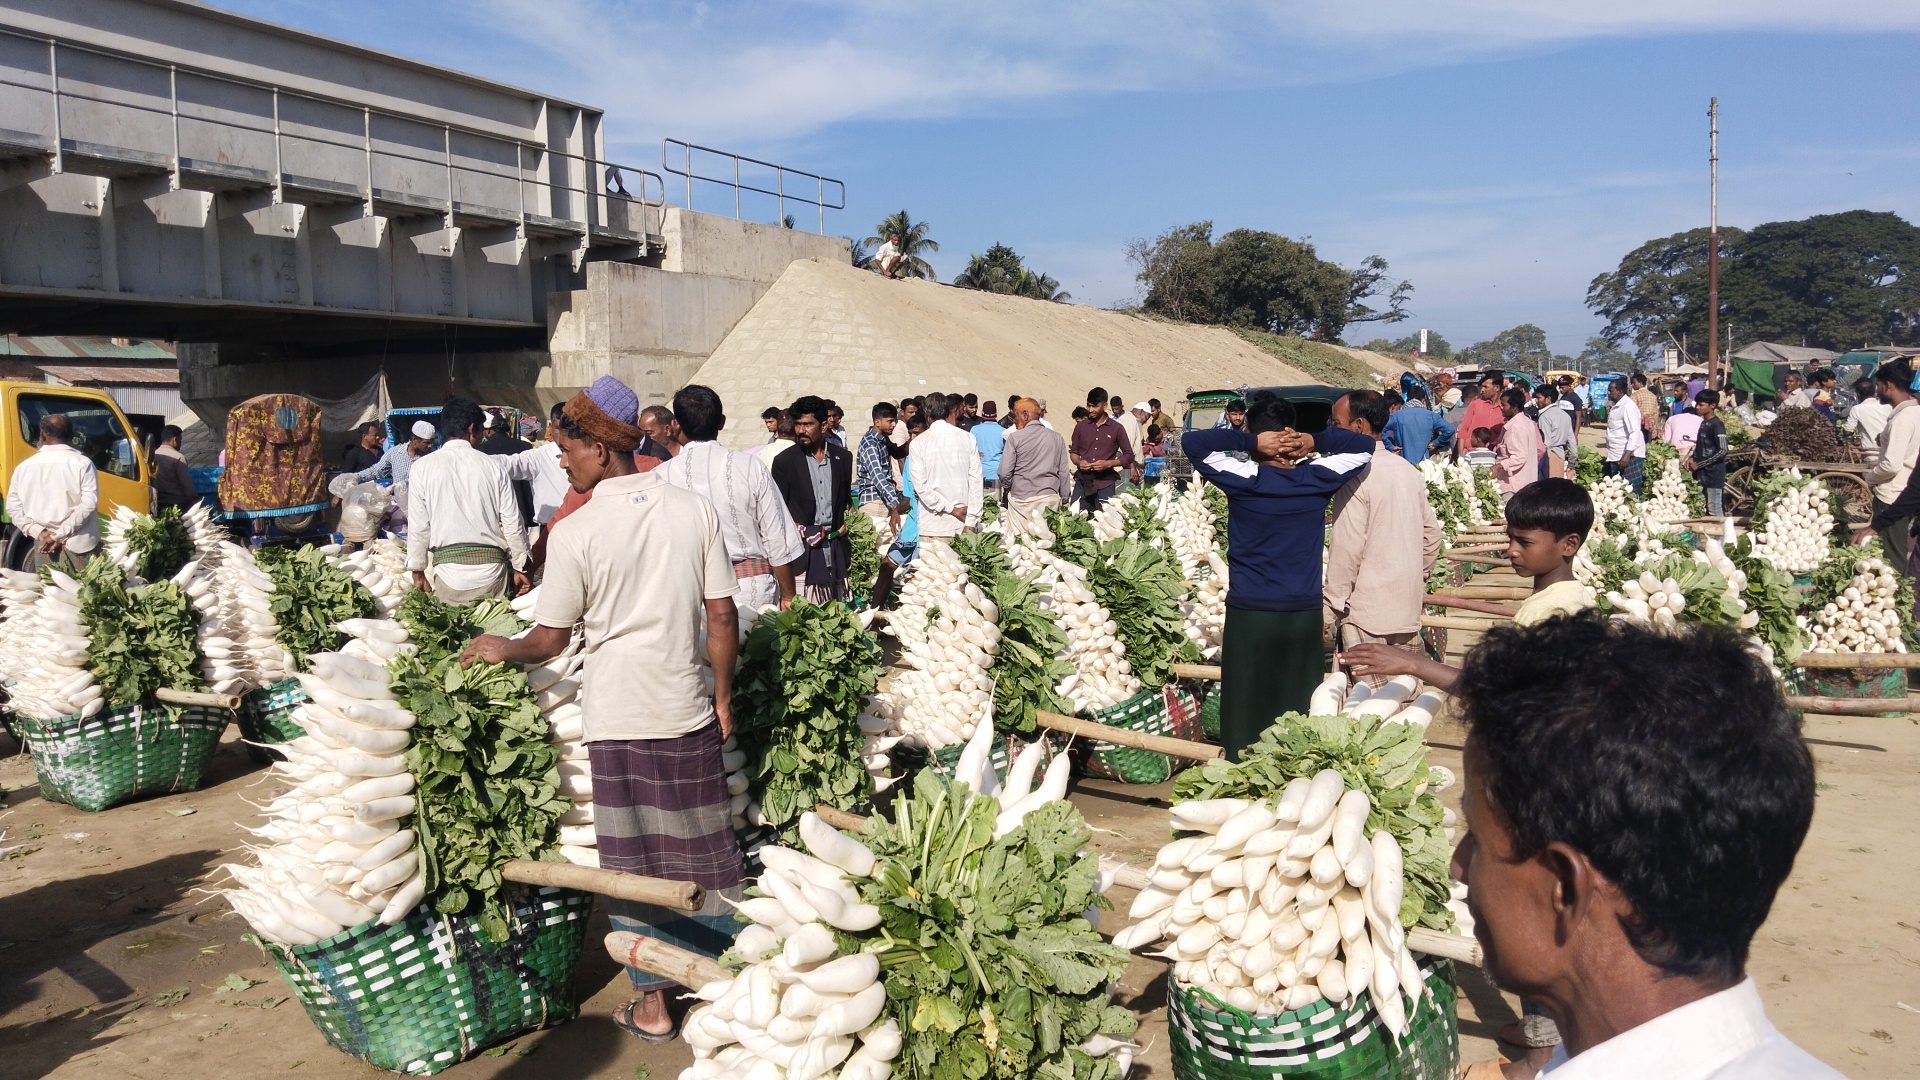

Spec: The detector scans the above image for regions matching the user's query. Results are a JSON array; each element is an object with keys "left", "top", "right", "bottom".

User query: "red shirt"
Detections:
[
  {"left": 1458, "top": 397, "right": 1505, "bottom": 449},
  {"left": 1070, "top": 417, "right": 1135, "bottom": 492}
]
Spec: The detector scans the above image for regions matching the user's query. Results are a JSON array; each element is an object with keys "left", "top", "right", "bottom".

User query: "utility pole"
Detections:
[{"left": 1706, "top": 97, "right": 1721, "bottom": 388}]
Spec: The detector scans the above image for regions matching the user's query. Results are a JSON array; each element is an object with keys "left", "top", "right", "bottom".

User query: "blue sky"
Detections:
[{"left": 223, "top": 1, "right": 1920, "bottom": 356}]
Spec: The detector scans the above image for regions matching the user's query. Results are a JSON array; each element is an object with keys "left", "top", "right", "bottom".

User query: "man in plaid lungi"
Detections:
[{"left": 462, "top": 375, "right": 743, "bottom": 1043}]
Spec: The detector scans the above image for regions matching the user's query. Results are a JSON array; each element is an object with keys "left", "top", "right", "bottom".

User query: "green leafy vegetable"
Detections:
[
  {"left": 390, "top": 651, "right": 568, "bottom": 942},
  {"left": 1643, "top": 441, "right": 1706, "bottom": 517},
  {"left": 1470, "top": 464, "right": 1502, "bottom": 521},
  {"left": 1202, "top": 483, "right": 1230, "bottom": 559},
  {"left": 254, "top": 545, "right": 377, "bottom": 672},
  {"left": 394, "top": 589, "right": 525, "bottom": 665},
  {"left": 1729, "top": 538, "right": 1807, "bottom": 661},
  {"left": 828, "top": 772, "right": 1136, "bottom": 1080},
  {"left": 1811, "top": 541, "right": 1918, "bottom": 649},
  {"left": 1174, "top": 713, "right": 1454, "bottom": 931},
  {"left": 121, "top": 507, "right": 194, "bottom": 583},
  {"left": 1042, "top": 505, "right": 1094, "bottom": 548},
  {"left": 78, "top": 558, "right": 204, "bottom": 708},
  {"left": 846, "top": 510, "right": 882, "bottom": 604},
  {"left": 733, "top": 599, "right": 882, "bottom": 834},
  {"left": 1053, "top": 536, "right": 1200, "bottom": 692}
]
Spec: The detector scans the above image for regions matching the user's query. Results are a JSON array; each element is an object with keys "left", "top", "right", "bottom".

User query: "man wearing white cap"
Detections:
[{"left": 346, "top": 418, "right": 436, "bottom": 534}]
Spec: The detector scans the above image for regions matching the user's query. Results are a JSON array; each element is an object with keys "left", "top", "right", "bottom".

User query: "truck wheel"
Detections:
[{"left": 2, "top": 528, "right": 32, "bottom": 573}]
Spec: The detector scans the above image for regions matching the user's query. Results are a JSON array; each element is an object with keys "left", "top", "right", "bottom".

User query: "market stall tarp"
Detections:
[{"left": 1732, "top": 357, "right": 1784, "bottom": 399}]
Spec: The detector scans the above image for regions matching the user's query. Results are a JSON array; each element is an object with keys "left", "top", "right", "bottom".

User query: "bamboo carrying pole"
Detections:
[
  {"left": 606, "top": 930, "right": 728, "bottom": 989},
  {"left": 1035, "top": 710, "right": 1224, "bottom": 761},
  {"left": 1407, "top": 927, "right": 1483, "bottom": 966},
  {"left": 1421, "top": 615, "right": 1506, "bottom": 632},
  {"left": 499, "top": 860, "right": 704, "bottom": 909},
  {"left": 1423, "top": 595, "right": 1519, "bottom": 618},
  {"left": 1792, "top": 652, "right": 1920, "bottom": 670},
  {"left": 156, "top": 687, "right": 241, "bottom": 710},
  {"left": 1782, "top": 695, "right": 1920, "bottom": 716},
  {"left": 1432, "top": 585, "right": 1533, "bottom": 600},
  {"left": 1170, "top": 663, "right": 1222, "bottom": 681}
]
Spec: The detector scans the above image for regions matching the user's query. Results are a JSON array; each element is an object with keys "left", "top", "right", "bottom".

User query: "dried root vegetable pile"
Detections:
[
  {"left": 682, "top": 753, "right": 1134, "bottom": 1080},
  {"left": 1121, "top": 677, "right": 1459, "bottom": 1037}
]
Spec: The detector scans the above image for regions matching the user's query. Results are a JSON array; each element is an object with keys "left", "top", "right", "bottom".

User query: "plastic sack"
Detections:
[{"left": 337, "top": 481, "right": 391, "bottom": 542}]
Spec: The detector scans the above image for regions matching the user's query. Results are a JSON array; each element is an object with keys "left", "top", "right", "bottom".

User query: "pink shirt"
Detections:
[
  {"left": 1495, "top": 413, "right": 1541, "bottom": 494},
  {"left": 1663, "top": 412, "right": 1702, "bottom": 456}
]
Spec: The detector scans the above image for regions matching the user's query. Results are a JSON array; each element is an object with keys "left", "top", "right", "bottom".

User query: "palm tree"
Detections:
[
  {"left": 1010, "top": 269, "right": 1071, "bottom": 303},
  {"left": 863, "top": 210, "right": 939, "bottom": 280},
  {"left": 952, "top": 254, "right": 1009, "bottom": 292}
]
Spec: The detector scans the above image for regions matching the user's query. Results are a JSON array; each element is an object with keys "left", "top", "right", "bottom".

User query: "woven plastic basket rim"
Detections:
[{"left": 12, "top": 700, "right": 228, "bottom": 735}]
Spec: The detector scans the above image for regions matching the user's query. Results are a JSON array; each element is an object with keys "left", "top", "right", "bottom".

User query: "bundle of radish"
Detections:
[
  {"left": 104, "top": 505, "right": 196, "bottom": 582},
  {"left": 525, "top": 641, "right": 596, "bottom": 867},
  {"left": 325, "top": 543, "right": 410, "bottom": 614},
  {"left": 217, "top": 619, "right": 426, "bottom": 945},
  {"left": 732, "top": 599, "right": 888, "bottom": 835},
  {"left": 1157, "top": 480, "right": 1220, "bottom": 582},
  {"left": 1182, "top": 551, "right": 1228, "bottom": 660},
  {"left": 1089, "top": 491, "right": 1141, "bottom": 543},
  {"left": 1119, "top": 710, "right": 1456, "bottom": 1037},
  {"left": 1006, "top": 532, "right": 1139, "bottom": 711},
  {"left": 1583, "top": 475, "right": 1637, "bottom": 538},
  {"left": 1748, "top": 469, "right": 1839, "bottom": 575},
  {"left": 191, "top": 541, "right": 291, "bottom": 694},
  {"left": 881, "top": 540, "right": 1003, "bottom": 750},
  {"left": 1640, "top": 457, "right": 1695, "bottom": 525},
  {"left": 684, "top": 765, "right": 1135, "bottom": 1080},
  {"left": 1802, "top": 544, "right": 1915, "bottom": 654},
  {"left": 255, "top": 545, "right": 381, "bottom": 672},
  {"left": 0, "top": 567, "right": 106, "bottom": 721}
]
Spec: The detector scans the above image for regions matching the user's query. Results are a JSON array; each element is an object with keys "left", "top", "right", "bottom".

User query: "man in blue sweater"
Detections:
[
  {"left": 1381, "top": 388, "right": 1455, "bottom": 464},
  {"left": 1185, "top": 393, "right": 1376, "bottom": 760}
]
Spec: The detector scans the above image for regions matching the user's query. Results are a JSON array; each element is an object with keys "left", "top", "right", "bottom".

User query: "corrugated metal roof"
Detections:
[
  {"left": 1, "top": 336, "right": 178, "bottom": 360},
  {"left": 31, "top": 363, "right": 180, "bottom": 385}
]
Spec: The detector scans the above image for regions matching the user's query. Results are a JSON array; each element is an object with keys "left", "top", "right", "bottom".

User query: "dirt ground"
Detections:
[{"left": 2, "top": 700, "right": 1914, "bottom": 1080}]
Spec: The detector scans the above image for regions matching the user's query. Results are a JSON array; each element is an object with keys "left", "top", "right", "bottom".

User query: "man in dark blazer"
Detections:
[{"left": 770, "top": 394, "right": 854, "bottom": 602}]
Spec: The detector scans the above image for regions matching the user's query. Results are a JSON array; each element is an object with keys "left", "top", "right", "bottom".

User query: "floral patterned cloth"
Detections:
[{"left": 218, "top": 395, "right": 325, "bottom": 512}]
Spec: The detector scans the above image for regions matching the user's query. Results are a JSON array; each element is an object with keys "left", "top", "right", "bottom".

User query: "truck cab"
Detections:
[
  {"left": 1167, "top": 384, "right": 1357, "bottom": 484},
  {"left": 0, "top": 382, "right": 150, "bottom": 569}
]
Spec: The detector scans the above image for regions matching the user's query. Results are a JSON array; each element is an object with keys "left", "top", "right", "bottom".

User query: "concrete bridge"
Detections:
[{"left": 0, "top": 0, "right": 849, "bottom": 419}]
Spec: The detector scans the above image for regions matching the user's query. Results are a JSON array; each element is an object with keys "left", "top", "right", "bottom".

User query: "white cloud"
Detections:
[{"left": 463, "top": 0, "right": 1920, "bottom": 152}]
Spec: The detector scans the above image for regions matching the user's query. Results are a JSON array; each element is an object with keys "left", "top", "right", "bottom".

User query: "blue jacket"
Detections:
[
  {"left": 1185, "top": 425, "right": 1375, "bottom": 612},
  {"left": 1382, "top": 405, "right": 1455, "bottom": 465}
]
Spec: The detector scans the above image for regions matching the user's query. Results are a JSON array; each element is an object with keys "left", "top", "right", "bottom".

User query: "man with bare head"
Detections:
[{"left": 997, "top": 397, "right": 1072, "bottom": 535}]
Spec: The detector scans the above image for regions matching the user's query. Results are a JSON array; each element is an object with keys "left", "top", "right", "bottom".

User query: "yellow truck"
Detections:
[{"left": 0, "top": 381, "right": 150, "bottom": 570}]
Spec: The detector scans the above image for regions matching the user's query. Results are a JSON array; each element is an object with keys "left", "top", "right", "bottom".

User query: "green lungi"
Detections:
[{"left": 1219, "top": 605, "right": 1325, "bottom": 761}]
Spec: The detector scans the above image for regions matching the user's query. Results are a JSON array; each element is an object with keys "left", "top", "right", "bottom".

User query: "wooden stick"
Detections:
[
  {"left": 812, "top": 804, "right": 869, "bottom": 832},
  {"left": 1036, "top": 710, "right": 1224, "bottom": 761},
  {"left": 1421, "top": 615, "right": 1508, "bottom": 632},
  {"left": 500, "top": 860, "right": 704, "bottom": 910},
  {"left": 1407, "top": 927, "right": 1483, "bottom": 967},
  {"left": 1171, "top": 663, "right": 1222, "bottom": 681},
  {"left": 1792, "top": 652, "right": 1920, "bottom": 670},
  {"left": 156, "top": 687, "right": 242, "bottom": 710},
  {"left": 605, "top": 930, "right": 729, "bottom": 989},
  {"left": 1783, "top": 694, "right": 1919, "bottom": 716},
  {"left": 1424, "top": 595, "right": 1520, "bottom": 618},
  {"left": 1432, "top": 585, "right": 1534, "bottom": 600}
]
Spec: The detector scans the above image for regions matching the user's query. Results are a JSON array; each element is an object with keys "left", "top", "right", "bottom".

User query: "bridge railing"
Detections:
[
  {"left": 662, "top": 138, "right": 846, "bottom": 234},
  {"left": 0, "top": 27, "right": 668, "bottom": 244}
]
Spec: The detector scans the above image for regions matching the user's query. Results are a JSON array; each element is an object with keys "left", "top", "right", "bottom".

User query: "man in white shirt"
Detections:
[
  {"left": 502, "top": 402, "right": 571, "bottom": 530},
  {"left": 1604, "top": 380, "right": 1647, "bottom": 494},
  {"left": 1116, "top": 401, "right": 1147, "bottom": 484},
  {"left": 406, "top": 397, "right": 531, "bottom": 603},
  {"left": 659, "top": 385, "right": 804, "bottom": 611},
  {"left": 907, "top": 392, "right": 983, "bottom": 539},
  {"left": 1863, "top": 362, "right": 1920, "bottom": 560},
  {"left": 1845, "top": 377, "right": 1893, "bottom": 465},
  {"left": 872, "top": 234, "right": 905, "bottom": 279},
  {"left": 5, "top": 413, "right": 99, "bottom": 568},
  {"left": 1452, "top": 615, "right": 1842, "bottom": 1080}
]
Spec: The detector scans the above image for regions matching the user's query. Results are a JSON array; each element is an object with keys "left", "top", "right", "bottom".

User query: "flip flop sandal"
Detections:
[{"left": 613, "top": 999, "right": 678, "bottom": 1043}]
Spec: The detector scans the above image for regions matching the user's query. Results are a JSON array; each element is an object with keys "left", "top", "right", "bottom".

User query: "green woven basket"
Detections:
[
  {"left": 240, "top": 677, "right": 310, "bottom": 762},
  {"left": 1078, "top": 685, "right": 1203, "bottom": 784},
  {"left": 267, "top": 886, "right": 592, "bottom": 1075},
  {"left": 1191, "top": 681, "right": 1222, "bottom": 742},
  {"left": 1169, "top": 959, "right": 1459, "bottom": 1080},
  {"left": 12, "top": 702, "right": 229, "bottom": 812}
]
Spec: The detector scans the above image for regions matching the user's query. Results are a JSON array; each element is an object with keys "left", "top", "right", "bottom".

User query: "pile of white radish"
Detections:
[
  {"left": 880, "top": 540, "right": 1002, "bottom": 750},
  {"left": 1306, "top": 672, "right": 1446, "bottom": 730},
  {"left": 1418, "top": 459, "right": 1493, "bottom": 528},
  {"left": 323, "top": 543, "right": 409, "bottom": 614},
  {"left": 524, "top": 636, "right": 600, "bottom": 866},
  {"left": 1585, "top": 475, "right": 1636, "bottom": 535},
  {"left": 1004, "top": 531, "right": 1139, "bottom": 712},
  {"left": 1605, "top": 570, "right": 1688, "bottom": 630},
  {"left": 219, "top": 620, "right": 426, "bottom": 946},
  {"left": 1749, "top": 471, "right": 1835, "bottom": 575},
  {"left": 1156, "top": 481, "right": 1219, "bottom": 582},
  {"left": 192, "top": 541, "right": 297, "bottom": 695},
  {"left": 1641, "top": 458, "right": 1694, "bottom": 525},
  {"left": 0, "top": 567, "right": 105, "bottom": 721},
  {"left": 1090, "top": 491, "right": 1142, "bottom": 543},
  {"left": 1803, "top": 553, "right": 1908, "bottom": 653},
  {"left": 1182, "top": 551, "right": 1228, "bottom": 661},
  {"left": 1115, "top": 775, "right": 1430, "bottom": 1038},
  {"left": 679, "top": 724, "right": 1087, "bottom": 1080}
]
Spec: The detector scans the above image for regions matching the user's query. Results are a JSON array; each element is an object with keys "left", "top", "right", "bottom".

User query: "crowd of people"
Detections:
[{"left": 0, "top": 369, "right": 1852, "bottom": 1076}]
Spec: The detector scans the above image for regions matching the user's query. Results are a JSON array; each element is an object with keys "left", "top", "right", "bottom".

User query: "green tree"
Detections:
[
  {"left": 1363, "top": 330, "right": 1452, "bottom": 359},
  {"left": 951, "top": 243, "right": 1070, "bottom": 301},
  {"left": 1127, "top": 222, "right": 1220, "bottom": 322},
  {"left": 1723, "top": 210, "right": 1920, "bottom": 349},
  {"left": 1344, "top": 254, "right": 1414, "bottom": 330},
  {"left": 1008, "top": 268, "right": 1070, "bottom": 302},
  {"left": 1460, "top": 324, "right": 1552, "bottom": 373},
  {"left": 863, "top": 210, "right": 940, "bottom": 280},
  {"left": 1588, "top": 210, "right": 1920, "bottom": 353},
  {"left": 1576, "top": 335, "right": 1637, "bottom": 373}
]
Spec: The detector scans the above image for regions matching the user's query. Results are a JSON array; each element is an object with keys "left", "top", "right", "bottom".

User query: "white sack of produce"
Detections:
[
  {"left": 218, "top": 619, "right": 425, "bottom": 946},
  {"left": 880, "top": 539, "right": 1002, "bottom": 749}
]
